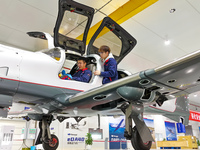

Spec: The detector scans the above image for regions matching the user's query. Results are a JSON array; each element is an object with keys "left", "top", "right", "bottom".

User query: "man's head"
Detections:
[
  {"left": 77, "top": 57, "right": 87, "bottom": 70},
  {"left": 98, "top": 45, "right": 110, "bottom": 59}
]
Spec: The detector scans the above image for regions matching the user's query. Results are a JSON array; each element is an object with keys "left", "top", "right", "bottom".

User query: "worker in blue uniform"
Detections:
[
  {"left": 94, "top": 45, "right": 118, "bottom": 84},
  {"left": 72, "top": 57, "right": 92, "bottom": 83}
]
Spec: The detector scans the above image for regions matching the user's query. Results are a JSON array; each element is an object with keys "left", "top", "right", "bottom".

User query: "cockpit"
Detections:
[
  {"left": 40, "top": 46, "right": 99, "bottom": 84},
  {"left": 59, "top": 53, "right": 99, "bottom": 83}
]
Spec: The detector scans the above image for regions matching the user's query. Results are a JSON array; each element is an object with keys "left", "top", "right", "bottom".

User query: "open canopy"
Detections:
[
  {"left": 54, "top": 0, "right": 137, "bottom": 64},
  {"left": 87, "top": 17, "right": 137, "bottom": 64},
  {"left": 54, "top": 0, "right": 94, "bottom": 55}
]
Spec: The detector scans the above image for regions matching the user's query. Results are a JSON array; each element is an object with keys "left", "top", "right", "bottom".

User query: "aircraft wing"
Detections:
[{"left": 64, "top": 49, "right": 200, "bottom": 111}]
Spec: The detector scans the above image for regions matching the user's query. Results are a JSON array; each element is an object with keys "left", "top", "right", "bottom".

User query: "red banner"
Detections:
[{"left": 189, "top": 110, "right": 200, "bottom": 122}]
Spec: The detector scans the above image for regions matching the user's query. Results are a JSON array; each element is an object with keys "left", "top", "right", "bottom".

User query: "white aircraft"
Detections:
[{"left": 0, "top": 0, "right": 200, "bottom": 150}]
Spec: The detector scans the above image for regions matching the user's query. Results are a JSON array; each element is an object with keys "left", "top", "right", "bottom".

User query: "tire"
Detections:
[
  {"left": 131, "top": 127, "right": 152, "bottom": 150},
  {"left": 43, "top": 134, "right": 59, "bottom": 150}
]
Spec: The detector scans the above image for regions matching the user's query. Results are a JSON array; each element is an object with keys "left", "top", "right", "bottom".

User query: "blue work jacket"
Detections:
[
  {"left": 72, "top": 68, "right": 92, "bottom": 83},
  {"left": 101, "top": 58, "right": 118, "bottom": 84}
]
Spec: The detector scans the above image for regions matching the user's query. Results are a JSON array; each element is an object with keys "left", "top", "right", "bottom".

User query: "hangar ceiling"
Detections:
[{"left": 0, "top": 0, "right": 200, "bottom": 107}]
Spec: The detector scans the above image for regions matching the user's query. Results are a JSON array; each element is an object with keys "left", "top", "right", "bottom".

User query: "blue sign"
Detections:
[
  {"left": 176, "top": 123, "right": 186, "bottom": 133},
  {"left": 165, "top": 121, "right": 177, "bottom": 141},
  {"left": 109, "top": 116, "right": 127, "bottom": 149},
  {"left": 144, "top": 118, "right": 154, "bottom": 128}
]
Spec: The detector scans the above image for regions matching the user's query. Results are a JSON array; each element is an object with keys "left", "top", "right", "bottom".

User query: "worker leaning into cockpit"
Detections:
[
  {"left": 94, "top": 45, "right": 118, "bottom": 84},
  {"left": 61, "top": 57, "right": 92, "bottom": 83}
]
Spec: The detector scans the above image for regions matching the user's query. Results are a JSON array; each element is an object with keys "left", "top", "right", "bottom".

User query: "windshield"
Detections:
[
  {"left": 59, "top": 11, "right": 87, "bottom": 40},
  {"left": 41, "top": 48, "right": 61, "bottom": 61}
]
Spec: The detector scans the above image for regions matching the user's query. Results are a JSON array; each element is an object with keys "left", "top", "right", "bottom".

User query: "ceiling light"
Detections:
[
  {"left": 169, "top": 8, "right": 176, "bottom": 13},
  {"left": 164, "top": 40, "right": 171, "bottom": 45},
  {"left": 194, "top": 94, "right": 197, "bottom": 97}
]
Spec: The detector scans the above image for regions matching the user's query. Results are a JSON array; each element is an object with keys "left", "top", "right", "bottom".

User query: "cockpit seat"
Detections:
[{"left": 87, "top": 63, "right": 96, "bottom": 83}]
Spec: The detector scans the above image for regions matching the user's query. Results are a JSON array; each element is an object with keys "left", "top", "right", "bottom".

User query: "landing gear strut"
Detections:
[
  {"left": 120, "top": 102, "right": 153, "bottom": 150},
  {"left": 35, "top": 115, "right": 59, "bottom": 150}
]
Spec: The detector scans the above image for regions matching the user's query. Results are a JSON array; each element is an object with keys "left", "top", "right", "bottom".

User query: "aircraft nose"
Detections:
[{"left": 116, "top": 86, "right": 144, "bottom": 102}]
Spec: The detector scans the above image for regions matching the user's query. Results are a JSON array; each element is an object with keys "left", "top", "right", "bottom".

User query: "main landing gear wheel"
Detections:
[
  {"left": 131, "top": 127, "right": 152, "bottom": 150},
  {"left": 43, "top": 134, "right": 59, "bottom": 150}
]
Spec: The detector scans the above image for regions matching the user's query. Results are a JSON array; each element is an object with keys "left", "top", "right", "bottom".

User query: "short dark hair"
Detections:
[
  {"left": 77, "top": 57, "right": 86, "bottom": 63},
  {"left": 98, "top": 45, "right": 111, "bottom": 53}
]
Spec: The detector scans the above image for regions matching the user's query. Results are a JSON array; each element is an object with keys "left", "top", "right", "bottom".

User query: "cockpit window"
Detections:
[
  {"left": 59, "top": 11, "right": 87, "bottom": 41},
  {"left": 93, "top": 27, "right": 122, "bottom": 57},
  {"left": 42, "top": 48, "right": 61, "bottom": 61}
]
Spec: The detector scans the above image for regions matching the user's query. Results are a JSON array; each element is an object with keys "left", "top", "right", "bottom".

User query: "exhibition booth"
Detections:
[{"left": 1, "top": 108, "right": 200, "bottom": 150}]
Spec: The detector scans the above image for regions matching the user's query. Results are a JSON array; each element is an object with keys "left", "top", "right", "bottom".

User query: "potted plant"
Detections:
[
  {"left": 85, "top": 133, "right": 93, "bottom": 150},
  {"left": 197, "top": 139, "right": 200, "bottom": 149}
]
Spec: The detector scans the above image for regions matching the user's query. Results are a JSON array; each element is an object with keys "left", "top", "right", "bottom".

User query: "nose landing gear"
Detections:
[
  {"left": 34, "top": 115, "right": 59, "bottom": 150},
  {"left": 43, "top": 134, "right": 59, "bottom": 150}
]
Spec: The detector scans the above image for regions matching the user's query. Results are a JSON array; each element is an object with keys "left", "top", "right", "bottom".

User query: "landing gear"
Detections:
[
  {"left": 120, "top": 102, "right": 154, "bottom": 150},
  {"left": 34, "top": 115, "right": 59, "bottom": 150},
  {"left": 28, "top": 114, "right": 81, "bottom": 150},
  {"left": 131, "top": 127, "right": 152, "bottom": 150},
  {"left": 43, "top": 134, "right": 59, "bottom": 150}
]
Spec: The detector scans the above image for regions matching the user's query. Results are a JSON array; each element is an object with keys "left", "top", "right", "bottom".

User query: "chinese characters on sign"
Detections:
[{"left": 189, "top": 110, "right": 200, "bottom": 122}]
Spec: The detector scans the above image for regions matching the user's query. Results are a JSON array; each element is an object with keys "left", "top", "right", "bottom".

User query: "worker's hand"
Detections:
[{"left": 94, "top": 70, "right": 101, "bottom": 75}]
